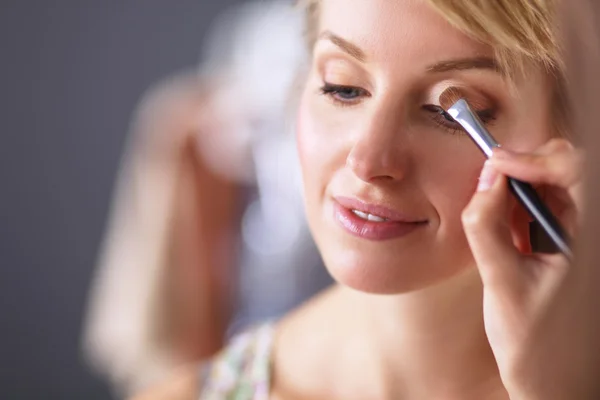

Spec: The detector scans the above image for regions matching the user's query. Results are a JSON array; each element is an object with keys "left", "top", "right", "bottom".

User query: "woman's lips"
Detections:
[{"left": 333, "top": 196, "right": 428, "bottom": 241}]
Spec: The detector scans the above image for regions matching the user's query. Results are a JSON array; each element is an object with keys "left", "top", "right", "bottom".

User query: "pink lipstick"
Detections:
[{"left": 333, "top": 196, "right": 427, "bottom": 241}]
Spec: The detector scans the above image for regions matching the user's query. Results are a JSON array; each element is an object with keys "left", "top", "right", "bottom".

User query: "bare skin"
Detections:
[{"left": 132, "top": 0, "right": 599, "bottom": 399}]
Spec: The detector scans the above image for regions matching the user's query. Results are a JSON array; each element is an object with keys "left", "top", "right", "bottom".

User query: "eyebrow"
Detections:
[
  {"left": 318, "top": 31, "right": 501, "bottom": 74},
  {"left": 318, "top": 30, "right": 367, "bottom": 62},
  {"left": 426, "top": 57, "right": 502, "bottom": 73}
]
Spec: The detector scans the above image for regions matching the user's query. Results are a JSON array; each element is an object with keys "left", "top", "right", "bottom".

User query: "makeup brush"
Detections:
[{"left": 439, "top": 86, "right": 573, "bottom": 260}]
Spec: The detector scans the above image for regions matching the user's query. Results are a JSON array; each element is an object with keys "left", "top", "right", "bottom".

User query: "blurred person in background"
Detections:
[{"left": 82, "top": 1, "right": 331, "bottom": 397}]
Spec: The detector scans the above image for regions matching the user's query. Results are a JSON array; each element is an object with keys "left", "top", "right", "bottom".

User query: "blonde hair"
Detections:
[{"left": 297, "top": 0, "right": 569, "bottom": 134}]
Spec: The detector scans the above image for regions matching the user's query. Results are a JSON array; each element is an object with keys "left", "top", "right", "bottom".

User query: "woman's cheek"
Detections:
[
  {"left": 296, "top": 98, "right": 318, "bottom": 173},
  {"left": 420, "top": 144, "right": 483, "bottom": 228},
  {"left": 297, "top": 97, "right": 345, "bottom": 184}
]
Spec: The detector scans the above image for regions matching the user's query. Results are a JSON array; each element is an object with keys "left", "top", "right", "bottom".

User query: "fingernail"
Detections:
[{"left": 477, "top": 160, "right": 498, "bottom": 192}]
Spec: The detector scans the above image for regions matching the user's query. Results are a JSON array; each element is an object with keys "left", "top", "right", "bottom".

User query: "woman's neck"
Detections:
[
  {"left": 343, "top": 268, "right": 506, "bottom": 399},
  {"left": 272, "top": 268, "right": 508, "bottom": 400}
]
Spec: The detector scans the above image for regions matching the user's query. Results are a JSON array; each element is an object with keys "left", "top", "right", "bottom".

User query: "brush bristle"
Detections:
[{"left": 439, "top": 86, "right": 467, "bottom": 111}]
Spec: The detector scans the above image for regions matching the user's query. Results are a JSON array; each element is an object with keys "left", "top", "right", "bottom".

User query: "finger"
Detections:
[
  {"left": 493, "top": 144, "right": 585, "bottom": 217},
  {"left": 490, "top": 143, "right": 583, "bottom": 191},
  {"left": 532, "top": 137, "right": 575, "bottom": 155},
  {"left": 463, "top": 161, "right": 524, "bottom": 290}
]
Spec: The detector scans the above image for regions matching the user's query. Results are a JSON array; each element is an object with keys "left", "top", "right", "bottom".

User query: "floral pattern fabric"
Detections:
[{"left": 199, "top": 322, "right": 275, "bottom": 400}]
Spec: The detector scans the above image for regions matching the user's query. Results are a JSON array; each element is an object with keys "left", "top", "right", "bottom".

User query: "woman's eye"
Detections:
[
  {"left": 423, "top": 105, "right": 495, "bottom": 134},
  {"left": 320, "top": 82, "right": 369, "bottom": 105}
]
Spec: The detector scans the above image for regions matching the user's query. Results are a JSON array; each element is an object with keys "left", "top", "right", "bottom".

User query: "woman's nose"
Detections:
[{"left": 346, "top": 109, "right": 410, "bottom": 183}]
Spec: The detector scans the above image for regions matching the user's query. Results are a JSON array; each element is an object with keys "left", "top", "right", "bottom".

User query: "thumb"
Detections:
[{"left": 462, "top": 161, "right": 523, "bottom": 290}]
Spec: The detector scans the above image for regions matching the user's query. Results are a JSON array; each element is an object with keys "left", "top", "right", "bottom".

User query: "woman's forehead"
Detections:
[{"left": 317, "top": 0, "right": 493, "bottom": 68}]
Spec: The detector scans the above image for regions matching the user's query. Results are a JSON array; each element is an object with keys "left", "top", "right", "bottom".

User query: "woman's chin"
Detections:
[{"left": 321, "top": 251, "right": 468, "bottom": 295}]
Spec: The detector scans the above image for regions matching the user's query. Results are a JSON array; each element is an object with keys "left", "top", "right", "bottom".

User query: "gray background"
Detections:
[{"left": 0, "top": 1, "right": 243, "bottom": 398}]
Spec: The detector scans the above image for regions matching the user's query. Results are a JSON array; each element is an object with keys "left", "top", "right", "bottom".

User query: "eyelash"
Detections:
[
  {"left": 319, "top": 82, "right": 496, "bottom": 133},
  {"left": 320, "top": 82, "right": 370, "bottom": 106},
  {"left": 422, "top": 105, "right": 496, "bottom": 134}
]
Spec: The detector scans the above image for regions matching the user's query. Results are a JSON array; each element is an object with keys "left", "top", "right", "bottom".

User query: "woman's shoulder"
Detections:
[
  {"left": 128, "top": 288, "right": 341, "bottom": 400},
  {"left": 129, "top": 321, "right": 276, "bottom": 400}
]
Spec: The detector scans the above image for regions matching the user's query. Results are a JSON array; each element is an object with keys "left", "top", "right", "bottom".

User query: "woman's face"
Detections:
[{"left": 297, "top": 0, "right": 554, "bottom": 294}]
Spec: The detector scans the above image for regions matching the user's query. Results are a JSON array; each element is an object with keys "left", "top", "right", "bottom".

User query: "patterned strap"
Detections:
[
  {"left": 199, "top": 322, "right": 275, "bottom": 400},
  {"left": 198, "top": 362, "right": 212, "bottom": 392}
]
